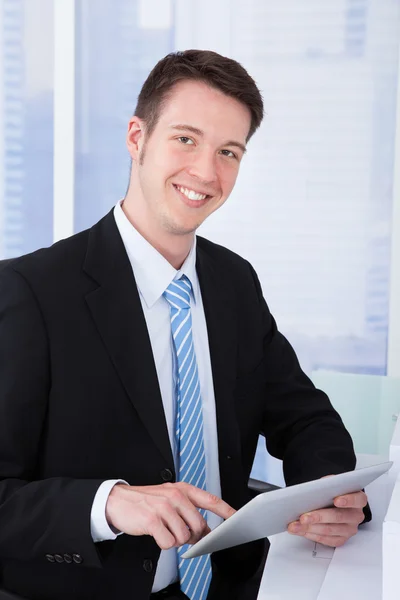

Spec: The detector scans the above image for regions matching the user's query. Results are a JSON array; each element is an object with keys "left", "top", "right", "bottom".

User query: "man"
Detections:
[{"left": 0, "top": 50, "right": 368, "bottom": 600}]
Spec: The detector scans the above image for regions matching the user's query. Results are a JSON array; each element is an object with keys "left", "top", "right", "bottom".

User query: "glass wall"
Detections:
[
  {"left": 0, "top": 0, "right": 53, "bottom": 258},
  {"left": 74, "top": 0, "right": 175, "bottom": 231},
  {"left": 185, "top": 0, "right": 400, "bottom": 376}
]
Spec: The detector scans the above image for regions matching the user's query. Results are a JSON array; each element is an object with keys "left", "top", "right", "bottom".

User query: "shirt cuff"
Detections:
[{"left": 90, "top": 479, "right": 129, "bottom": 542}]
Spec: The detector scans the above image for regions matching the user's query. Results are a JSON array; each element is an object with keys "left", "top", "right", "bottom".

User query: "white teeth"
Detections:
[{"left": 177, "top": 186, "right": 207, "bottom": 201}]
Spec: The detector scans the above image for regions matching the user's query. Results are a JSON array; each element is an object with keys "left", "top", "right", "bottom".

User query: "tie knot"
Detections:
[{"left": 163, "top": 276, "right": 192, "bottom": 310}]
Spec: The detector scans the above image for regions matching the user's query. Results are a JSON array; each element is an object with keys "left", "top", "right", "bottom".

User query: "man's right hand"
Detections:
[{"left": 105, "top": 482, "right": 236, "bottom": 550}]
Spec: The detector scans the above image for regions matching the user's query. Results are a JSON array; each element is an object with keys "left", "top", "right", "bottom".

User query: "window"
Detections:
[
  {"left": 1, "top": 0, "right": 399, "bottom": 378},
  {"left": 0, "top": 0, "right": 53, "bottom": 258}
]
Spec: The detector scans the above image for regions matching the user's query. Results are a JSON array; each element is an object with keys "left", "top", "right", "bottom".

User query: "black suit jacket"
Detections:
[{"left": 0, "top": 210, "right": 358, "bottom": 600}]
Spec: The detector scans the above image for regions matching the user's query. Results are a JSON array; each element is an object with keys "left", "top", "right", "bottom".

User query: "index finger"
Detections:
[
  {"left": 333, "top": 490, "right": 368, "bottom": 509},
  {"left": 185, "top": 484, "right": 236, "bottom": 520}
]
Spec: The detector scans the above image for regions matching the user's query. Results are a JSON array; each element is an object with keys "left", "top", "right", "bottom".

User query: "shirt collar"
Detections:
[{"left": 113, "top": 200, "right": 198, "bottom": 308}]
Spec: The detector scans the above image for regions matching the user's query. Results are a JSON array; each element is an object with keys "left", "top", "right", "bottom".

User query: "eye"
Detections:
[
  {"left": 220, "top": 149, "right": 237, "bottom": 159},
  {"left": 177, "top": 136, "right": 194, "bottom": 145}
]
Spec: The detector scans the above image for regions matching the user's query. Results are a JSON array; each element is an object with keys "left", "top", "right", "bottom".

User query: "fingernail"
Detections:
[
  {"left": 289, "top": 522, "right": 300, "bottom": 533},
  {"left": 301, "top": 514, "right": 313, "bottom": 524},
  {"left": 336, "top": 498, "right": 347, "bottom": 507}
]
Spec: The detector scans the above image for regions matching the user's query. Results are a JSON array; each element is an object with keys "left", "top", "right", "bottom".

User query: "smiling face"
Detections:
[{"left": 125, "top": 80, "right": 251, "bottom": 248}]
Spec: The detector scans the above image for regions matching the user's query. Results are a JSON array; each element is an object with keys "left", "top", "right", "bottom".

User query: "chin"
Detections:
[
  {"left": 169, "top": 223, "right": 199, "bottom": 236},
  {"left": 162, "top": 212, "right": 203, "bottom": 236},
  {"left": 162, "top": 216, "right": 199, "bottom": 235}
]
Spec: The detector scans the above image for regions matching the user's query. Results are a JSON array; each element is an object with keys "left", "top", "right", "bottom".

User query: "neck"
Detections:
[{"left": 121, "top": 198, "right": 193, "bottom": 270}]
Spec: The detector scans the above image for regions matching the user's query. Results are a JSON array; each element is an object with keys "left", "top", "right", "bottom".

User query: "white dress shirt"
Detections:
[{"left": 90, "top": 200, "right": 222, "bottom": 592}]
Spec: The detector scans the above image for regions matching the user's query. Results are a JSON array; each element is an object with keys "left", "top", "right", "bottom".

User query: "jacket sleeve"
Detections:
[
  {"left": 248, "top": 263, "right": 372, "bottom": 522},
  {"left": 0, "top": 266, "right": 106, "bottom": 567}
]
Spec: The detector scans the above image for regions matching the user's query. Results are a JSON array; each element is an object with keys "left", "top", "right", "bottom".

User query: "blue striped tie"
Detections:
[{"left": 163, "top": 275, "right": 212, "bottom": 600}]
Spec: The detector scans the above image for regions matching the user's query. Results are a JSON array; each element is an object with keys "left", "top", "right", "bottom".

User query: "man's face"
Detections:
[{"left": 128, "top": 80, "right": 251, "bottom": 238}]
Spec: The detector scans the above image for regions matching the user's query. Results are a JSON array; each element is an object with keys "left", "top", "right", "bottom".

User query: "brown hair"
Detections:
[{"left": 134, "top": 49, "right": 264, "bottom": 143}]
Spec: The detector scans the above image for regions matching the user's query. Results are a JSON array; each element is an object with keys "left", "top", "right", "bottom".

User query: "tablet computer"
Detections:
[{"left": 182, "top": 461, "right": 392, "bottom": 559}]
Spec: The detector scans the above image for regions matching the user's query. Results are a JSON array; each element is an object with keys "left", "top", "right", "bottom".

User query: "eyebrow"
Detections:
[{"left": 169, "top": 124, "right": 247, "bottom": 154}]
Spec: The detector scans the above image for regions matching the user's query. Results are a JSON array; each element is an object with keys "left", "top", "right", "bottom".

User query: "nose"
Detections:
[{"left": 187, "top": 149, "right": 218, "bottom": 185}]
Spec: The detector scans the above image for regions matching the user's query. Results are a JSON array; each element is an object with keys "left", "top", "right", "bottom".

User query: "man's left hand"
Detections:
[{"left": 287, "top": 487, "right": 368, "bottom": 547}]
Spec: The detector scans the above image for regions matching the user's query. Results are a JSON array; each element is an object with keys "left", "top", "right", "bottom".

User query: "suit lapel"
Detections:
[
  {"left": 196, "top": 240, "right": 246, "bottom": 508},
  {"left": 83, "top": 211, "right": 174, "bottom": 470}
]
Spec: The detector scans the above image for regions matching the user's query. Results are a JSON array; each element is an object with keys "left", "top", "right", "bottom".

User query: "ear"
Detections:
[{"left": 127, "top": 116, "right": 146, "bottom": 161}]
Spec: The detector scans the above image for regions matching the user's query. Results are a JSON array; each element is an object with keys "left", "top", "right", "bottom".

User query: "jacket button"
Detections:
[
  {"left": 54, "top": 554, "right": 64, "bottom": 563},
  {"left": 161, "top": 468, "right": 173, "bottom": 482},
  {"left": 72, "top": 554, "right": 83, "bottom": 564},
  {"left": 45, "top": 554, "right": 55, "bottom": 563},
  {"left": 143, "top": 559, "right": 153, "bottom": 573},
  {"left": 64, "top": 553, "right": 73, "bottom": 564}
]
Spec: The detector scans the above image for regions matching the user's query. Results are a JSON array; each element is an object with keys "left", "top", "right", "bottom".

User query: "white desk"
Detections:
[{"left": 257, "top": 466, "right": 391, "bottom": 600}]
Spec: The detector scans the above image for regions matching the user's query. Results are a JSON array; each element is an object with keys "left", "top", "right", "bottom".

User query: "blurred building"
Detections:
[
  {"left": 197, "top": 0, "right": 400, "bottom": 375},
  {"left": 0, "top": 0, "right": 53, "bottom": 258}
]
